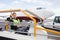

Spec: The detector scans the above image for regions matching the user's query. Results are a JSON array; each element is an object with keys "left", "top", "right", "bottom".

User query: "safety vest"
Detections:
[{"left": 13, "top": 19, "right": 20, "bottom": 25}]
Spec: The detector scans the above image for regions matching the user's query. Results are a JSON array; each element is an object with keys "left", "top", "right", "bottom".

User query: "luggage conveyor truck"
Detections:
[{"left": 0, "top": 8, "right": 59, "bottom": 40}]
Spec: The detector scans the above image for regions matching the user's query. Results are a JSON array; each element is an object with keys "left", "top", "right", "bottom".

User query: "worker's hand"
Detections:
[
  {"left": 42, "top": 18, "right": 46, "bottom": 20},
  {"left": 5, "top": 21, "right": 9, "bottom": 25},
  {"left": 17, "top": 26, "right": 20, "bottom": 28},
  {"left": 17, "top": 25, "right": 22, "bottom": 28}
]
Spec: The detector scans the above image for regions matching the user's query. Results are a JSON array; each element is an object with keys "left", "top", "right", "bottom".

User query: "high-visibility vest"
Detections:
[{"left": 13, "top": 19, "right": 20, "bottom": 25}]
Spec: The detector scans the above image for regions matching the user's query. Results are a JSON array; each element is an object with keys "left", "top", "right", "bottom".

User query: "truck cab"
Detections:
[
  {"left": 53, "top": 16, "right": 60, "bottom": 29},
  {"left": 43, "top": 16, "right": 60, "bottom": 31}
]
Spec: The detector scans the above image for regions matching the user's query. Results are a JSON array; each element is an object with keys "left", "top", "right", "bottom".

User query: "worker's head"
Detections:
[
  {"left": 12, "top": 12, "right": 16, "bottom": 19},
  {"left": 42, "top": 17, "right": 46, "bottom": 20}
]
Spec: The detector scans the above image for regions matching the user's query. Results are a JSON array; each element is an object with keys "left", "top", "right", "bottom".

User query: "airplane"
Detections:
[{"left": 0, "top": 8, "right": 60, "bottom": 40}]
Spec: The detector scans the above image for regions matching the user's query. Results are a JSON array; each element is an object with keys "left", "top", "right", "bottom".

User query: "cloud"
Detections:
[
  {"left": 0, "top": 3, "right": 5, "bottom": 7},
  {"left": 21, "top": 0, "right": 42, "bottom": 3},
  {"left": 0, "top": 0, "right": 54, "bottom": 11},
  {"left": 40, "top": 1, "right": 52, "bottom": 6},
  {"left": 21, "top": 0, "right": 32, "bottom": 3},
  {"left": 11, "top": 0, "right": 34, "bottom": 9},
  {"left": 12, "top": 1, "right": 21, "bottom": 4},
  {"left": 21, "top": 0, "right": 53, "bottom": 8},
  {"left": 9, "top": 0, "right": 54, "bottom": 12},
  {"left": 0, "top": 3, "right": 7, "bottom": 9}
]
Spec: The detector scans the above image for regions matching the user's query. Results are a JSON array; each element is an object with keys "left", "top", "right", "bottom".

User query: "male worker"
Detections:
[
  {"left": 6, "top": 12, "right": 28, "bottom": 32},
  {"left": 6, "top": 12, "right": 19, "bottom": 30}
]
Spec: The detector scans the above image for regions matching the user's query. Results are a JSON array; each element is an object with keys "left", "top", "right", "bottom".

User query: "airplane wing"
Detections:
[{"left": 25, "top": 8, "right": 55, "bottom": 19}]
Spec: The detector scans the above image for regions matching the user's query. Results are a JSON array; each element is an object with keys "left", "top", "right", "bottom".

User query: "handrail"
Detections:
[
  {"left": 0, "top": 9, "right": 21, "bottom": 13},
  {"left": 37, "top": 27, "right": 60, "bottom": 35}
]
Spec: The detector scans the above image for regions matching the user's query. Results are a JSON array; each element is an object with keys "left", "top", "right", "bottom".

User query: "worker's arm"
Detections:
[{"left": 6, "top": 17, "right": 13, "bottom": 22}]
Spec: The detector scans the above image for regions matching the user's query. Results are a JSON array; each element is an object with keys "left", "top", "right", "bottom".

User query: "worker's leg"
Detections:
[
  {"left": 11, "top": 26, "right": 18, "bottom": 30},
  {"left": 16, "top": 27, "right": 28, "bottom": 32}
]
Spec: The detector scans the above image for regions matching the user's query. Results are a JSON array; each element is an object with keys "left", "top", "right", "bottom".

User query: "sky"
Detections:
[{"left": 0, "top": 0, "right": 60, "bottom": 18}]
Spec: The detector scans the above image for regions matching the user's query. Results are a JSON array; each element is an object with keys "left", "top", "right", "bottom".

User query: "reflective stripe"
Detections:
[{"left": 13, "top": 19, "right": 20, "bottom": 25}]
